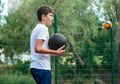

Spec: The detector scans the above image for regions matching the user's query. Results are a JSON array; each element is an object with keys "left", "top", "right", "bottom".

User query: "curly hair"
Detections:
[{"left": 37, "top": 5, "right": 54, "bottom": 21}]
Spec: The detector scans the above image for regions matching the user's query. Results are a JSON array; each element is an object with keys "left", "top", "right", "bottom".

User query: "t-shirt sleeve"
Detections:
[{"left": 37, "top": 27, "right": 48, "bottom": 41}]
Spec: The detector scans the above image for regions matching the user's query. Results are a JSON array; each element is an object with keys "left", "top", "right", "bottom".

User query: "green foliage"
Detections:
[
  {"left": 0, "top": 64, "right": 13, "bottom": 74},
  {"left": 0, "top": 74, "right": 35, "bottom": 84},
  {"left": 59, "top": 64, "right": 74, "bottom": 79},
  {"left": 93, "top": 29, "right": 112, "bottom": 69},
  {"left": 13, "top": 61, "right": 30, "bottom": 75},
  {"left": 0, "top": 0, "right": 5, "bottom": 25},
  {"left": 53, "top": 0, "right": 98, "bottom": 41},
  {"left": 59, "top": 52, "right": 75, "bottom": 79},
  {"left": 0, "top": 0, "right": 37, "bottom": 62},
  {"left": 0, "top": 63, "right": 34, "bottom": 84},
  {"left": 0, "top": 0, "right": 114, "bottom": 80},
  {"left": 0, "top": 0, "right": 99, "bottom": 66}
]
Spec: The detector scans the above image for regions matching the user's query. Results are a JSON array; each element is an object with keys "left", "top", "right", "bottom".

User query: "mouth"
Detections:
[{"left": 52, "top": 20, "right": 54, "bottom": 23}]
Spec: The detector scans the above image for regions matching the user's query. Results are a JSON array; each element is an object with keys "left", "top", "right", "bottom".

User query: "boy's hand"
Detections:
[{"left": 56, "top": 45, "right": 65, "bottom": 56}]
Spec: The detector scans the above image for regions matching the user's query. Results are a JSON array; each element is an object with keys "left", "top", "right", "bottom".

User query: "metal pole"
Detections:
[
  {"left": 110, "top": 18, "right": 115, "bottom": 84},
  {"left": 53, "top": 13, "right": 59, "bottom": 84}
]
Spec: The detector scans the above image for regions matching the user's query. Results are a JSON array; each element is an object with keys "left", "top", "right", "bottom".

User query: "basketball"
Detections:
[
  {"left": 48, "top": 33, "right": 67, "bottom": 50},
  {"left": 103, "top": 21, "right": 112, "bottom": 29}
]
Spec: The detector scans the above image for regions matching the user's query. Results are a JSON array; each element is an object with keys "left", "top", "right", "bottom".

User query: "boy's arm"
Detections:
[{"left": 35, "top": 39, "right": 65, "bottom": 56}]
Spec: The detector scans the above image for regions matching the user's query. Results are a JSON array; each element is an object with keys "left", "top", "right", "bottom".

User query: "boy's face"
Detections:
[{"left": 42, "top": 13, "right": 54, "bottom": 26}]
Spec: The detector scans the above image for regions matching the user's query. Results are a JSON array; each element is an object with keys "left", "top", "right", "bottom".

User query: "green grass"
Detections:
[{"left": 0, "top": 74, "right": 35, "bottom": 84}]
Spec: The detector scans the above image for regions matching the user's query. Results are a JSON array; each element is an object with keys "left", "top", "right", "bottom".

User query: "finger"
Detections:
[
  {"left": 61, "top": 52, "right": 65, "bottom": 56},
  {"left": 60, "top": 54, "right": 64, "bottom": 57},
  {"left": 58, "top": 45, "right": 65, "bottom": 50}
]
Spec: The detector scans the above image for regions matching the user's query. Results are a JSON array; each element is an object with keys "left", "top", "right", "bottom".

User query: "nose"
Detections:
[
  {"left": 52, "top": 17, "right": 54, "bottom": 22},
  {"left": 52, "top": 16, "right": 54, "bottom": 20}
]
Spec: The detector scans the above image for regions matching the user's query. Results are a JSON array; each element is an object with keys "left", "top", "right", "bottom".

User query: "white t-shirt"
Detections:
[{"left": 30, "top": 23, "right": 51, "bottom": 70}]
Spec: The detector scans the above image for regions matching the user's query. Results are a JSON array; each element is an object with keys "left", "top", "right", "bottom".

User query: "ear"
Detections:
[{"left": 42, "top": 14, "right": 46, "bottom": 20}]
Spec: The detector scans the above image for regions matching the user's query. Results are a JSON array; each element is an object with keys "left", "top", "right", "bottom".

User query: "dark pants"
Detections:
[{"left": 30, "top": 68, "right": 52, "bottom": 84}]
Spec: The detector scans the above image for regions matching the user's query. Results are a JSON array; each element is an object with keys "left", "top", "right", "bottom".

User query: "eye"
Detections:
[{"left": 50, "top": 14, "right": 53, "bottom": 16}]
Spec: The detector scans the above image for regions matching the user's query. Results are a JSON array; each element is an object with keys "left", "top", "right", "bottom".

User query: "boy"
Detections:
[{"left": 30, "top": 5, "right": 65, "bottom": 84}]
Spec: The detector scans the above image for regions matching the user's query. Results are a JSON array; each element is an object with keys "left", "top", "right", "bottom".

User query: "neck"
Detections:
[{"left": 39, "top": 20, "right": 48, "bottom": 26}]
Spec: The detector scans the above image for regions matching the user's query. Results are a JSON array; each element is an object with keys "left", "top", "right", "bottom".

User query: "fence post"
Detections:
[
  {"left": 53, "top": 13, "right": 59, "bottom": 84},
  {"left": 110, "top": 18, "right": 115, "bottom": 84}
]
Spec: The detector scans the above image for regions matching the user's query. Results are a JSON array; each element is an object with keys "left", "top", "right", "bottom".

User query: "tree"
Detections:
[
  {"left": 0, "top": 0, "right": 5, "bottom": 26},
  {"left": 99, "top": 0, "right": 120, "bottom": 80},
  {"left": 0, "top": 0, "right": 35, "bottom": 63},
  {"left": 1, "top": 0, "right": 115, "bottom": 83},
  {"left": 0, "top": 0, "right": 99, "bottom": 64},
  {"left": 113, "top": 0, "right": 120, "bottom": 80}
]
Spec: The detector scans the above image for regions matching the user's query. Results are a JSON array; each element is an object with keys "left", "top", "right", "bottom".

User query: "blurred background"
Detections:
[{"left": 0, "top": 0, "right": 120, "bottom": 84}]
